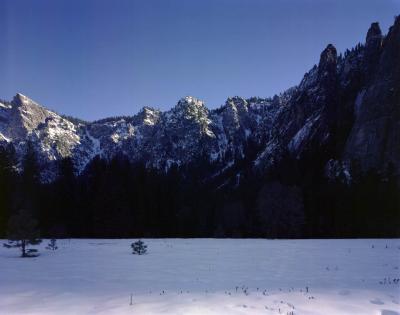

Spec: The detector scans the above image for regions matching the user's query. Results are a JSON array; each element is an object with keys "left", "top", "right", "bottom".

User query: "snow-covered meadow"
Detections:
[{"left": 0, "top": 239, "right": 399, "bottom": 315}]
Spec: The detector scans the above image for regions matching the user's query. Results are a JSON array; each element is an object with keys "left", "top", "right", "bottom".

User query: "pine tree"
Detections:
[
  {"left": 131, "top": 240, "right": 147, "bottom": 255},
  {"left": 3, "top": 209, "right": 42, "bottom": 257},
  {"left": 46, "top": 238, "right": 58, "bottom": 250}
]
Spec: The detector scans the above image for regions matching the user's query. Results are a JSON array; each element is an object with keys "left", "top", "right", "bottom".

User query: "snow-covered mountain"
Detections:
[
  {"left": 1, "top": 18, "right": 399, "bottom": 181},
  {"left": 0, "top": 93, "right": 278, "bottom": 177}
]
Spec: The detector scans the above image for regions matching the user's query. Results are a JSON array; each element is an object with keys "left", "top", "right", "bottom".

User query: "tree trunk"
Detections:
[{"left": 21, "top": 240, "right": 26, "bottom": 257}]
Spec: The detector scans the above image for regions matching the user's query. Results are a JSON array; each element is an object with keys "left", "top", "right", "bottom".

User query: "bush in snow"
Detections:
[
  {"left": 3, "top": 209, "right": 42, "bottom": 257},
  {"left": 46, "top": 239, "right": 58, "bottom": 250},
  {"left": 131, "top": 240, "right": 147, "bottom": 255}
]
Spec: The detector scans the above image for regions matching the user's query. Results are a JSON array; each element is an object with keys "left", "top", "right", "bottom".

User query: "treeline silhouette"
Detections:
[{"left": 0, "top": 142, "right": 399, "bottom": 239}]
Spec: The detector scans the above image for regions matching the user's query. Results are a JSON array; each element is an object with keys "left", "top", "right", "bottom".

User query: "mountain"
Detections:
[{"left": 1, "top": 17, "right": 399, "bottom": 183}]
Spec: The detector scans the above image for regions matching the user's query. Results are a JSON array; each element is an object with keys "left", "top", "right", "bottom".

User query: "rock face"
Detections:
[
  {"left": 1, "top": 18, "right": 399, "bottom": 181},
  {"left": 344, "top": 17, "right": 400, "bottom": 173}
]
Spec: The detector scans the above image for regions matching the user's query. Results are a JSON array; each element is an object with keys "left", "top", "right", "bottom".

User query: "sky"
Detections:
[{"left": 1, "top": 0, "right": 399, "bottom": 120}]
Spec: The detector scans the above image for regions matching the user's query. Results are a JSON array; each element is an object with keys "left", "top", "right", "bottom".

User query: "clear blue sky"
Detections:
[{"left": 1, "top": 0, "right": 399, "bottom": 120}]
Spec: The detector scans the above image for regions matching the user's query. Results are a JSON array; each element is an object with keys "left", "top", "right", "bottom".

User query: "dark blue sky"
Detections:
[{"left": 1, "top": 0, "right": 399, "bottom": 120}]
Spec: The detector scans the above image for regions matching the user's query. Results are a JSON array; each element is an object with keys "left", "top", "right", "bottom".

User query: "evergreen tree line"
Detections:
[{"left": 0, "top": 142, "right": 399, "bottom": 239}]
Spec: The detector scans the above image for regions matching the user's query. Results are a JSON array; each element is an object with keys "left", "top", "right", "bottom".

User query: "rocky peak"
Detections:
[
  {"left": 8, "top": 93, "right": 53, "bottom": 139},
  {"left": 171, "top": 96, "right": 209, "bottom": 123},
  {"left": 12, "top": 93, "right": 36, "bottom": 107},
  {"left": 12, "top": 93, "right": 49, "bottom": 114},
  {"left": 393, "top": 14, "right": 400, "bottom": 31},
  {"left": 176, "top": 96, "right": 205, "bottom": 109},
  {"left": 226, "top": 97, "right": 248, "bottom": 113},
  {"left": 384, "top": 15, "right": 400, "bottom": 51},
  {"left": 136, "top": 106, "right": 160, "bottom": 126},
  {"left": 363, "top": 22, "right": 384, "bottom": 76},
  {"left": 222, "top": 97, "right": 251, "bottom": 134},
  {"left": 318, "top": 44, "right": 337, "bottom": 77},
  {"left": 366, "top": 22, "right": 383, "bottom": 47}
]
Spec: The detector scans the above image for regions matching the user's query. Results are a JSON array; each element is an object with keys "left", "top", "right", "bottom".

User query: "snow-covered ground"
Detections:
[{"left": 0, "top": 239, "right": 399, "bottom": 315}]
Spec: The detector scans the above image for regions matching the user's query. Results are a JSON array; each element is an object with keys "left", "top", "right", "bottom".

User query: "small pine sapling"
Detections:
[
  {"left": 46, "top": 238, "right": 58, "bottom": 250},
  {"left": 3, "top": 209, "right": 42, "bottom": 257},
  {"left": 131, "top": 240, "right": 147, "bottom": 255}
]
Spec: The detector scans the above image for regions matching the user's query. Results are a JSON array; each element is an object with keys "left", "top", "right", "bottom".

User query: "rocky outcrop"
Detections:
[
  {"left": 7, "top": 93, "right": 53, "bottom": 139},
  {"left": 344, "top": 17, "right": 400, "bottom": 174}
]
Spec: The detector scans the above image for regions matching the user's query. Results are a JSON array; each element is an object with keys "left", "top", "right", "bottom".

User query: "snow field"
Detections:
[{"left": 0, "top": 239, "right": 399, "bottom": 314}]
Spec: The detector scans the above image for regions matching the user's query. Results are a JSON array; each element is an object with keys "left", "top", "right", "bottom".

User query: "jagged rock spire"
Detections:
[
  {"left": 319, "top": 44, "right": 337, "bottom": 69},
  {"left": 366, "top": 22, "right": 382, "bottom": 46},
  {"left": 12, "top": 93, "right": 33, "bottom": 107},
  {"left": 318, "top": 44, "right": 338, "bottom": 86},
  {"left": 385, "top": 15, "right": 400, "bottom": 49},
  {"left": 364, "top": 22, "right": 383, "bottom": 74}
]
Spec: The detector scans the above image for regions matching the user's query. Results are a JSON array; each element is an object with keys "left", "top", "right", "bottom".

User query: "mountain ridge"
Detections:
[{"left": 1, "top": 17, "right": 399, "bottom": 183}]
